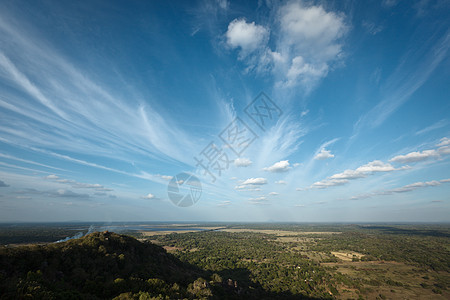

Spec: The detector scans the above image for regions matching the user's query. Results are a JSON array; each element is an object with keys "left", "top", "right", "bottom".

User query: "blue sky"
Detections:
[{"left": 0, "top": 0, "right": 449, "bottom": 222}]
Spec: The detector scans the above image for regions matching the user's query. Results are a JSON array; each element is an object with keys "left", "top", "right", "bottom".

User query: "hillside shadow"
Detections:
[{"left": 213, "top": 267, "right": 327, "bottom": 300}]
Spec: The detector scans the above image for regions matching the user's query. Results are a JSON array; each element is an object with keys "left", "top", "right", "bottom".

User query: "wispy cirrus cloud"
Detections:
[
  {"left": 352, "top": 30, "right": 450, "bottom": 137},
  {"left": 0, "top": 10, "right": 199, "bottom": 171},
  {"left": 415, "top": 119, "right": 449, "bottom": 135}
]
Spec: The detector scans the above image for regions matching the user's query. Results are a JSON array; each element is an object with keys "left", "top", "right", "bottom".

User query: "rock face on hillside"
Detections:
[{"left": 0, "top": 232, "right": 217, "bottom": 299}]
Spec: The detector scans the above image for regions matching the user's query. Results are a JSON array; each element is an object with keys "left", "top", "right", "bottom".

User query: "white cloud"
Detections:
[
  {"left": 284, "top": 56, "right": 328, "bottom": 87},
  {"left": 226, "top": 19, "right": 269, "bottom": 57},
  {"left": 311, "top": 178, "right": 348, "bottom": 189},
  {"left": 249, "top": 196, "right": 266, "bottom": 201},
  {"left": 275, "top": 180, "right": 287, "bottom": 185},
  {"left": 52, "top": 189, "right": 89, "bottom": 198},
  {"left": 351, "top": 33, "right": 450, "bottom": 136},
  {"left": 437, "top": 137, "right": 450, "bottom": 147},
  {"left": 249, "top": 196, "right": 268, "bottom": 205},
  {"left": 389, "top": 139, "right": 450, "bottom": 164},
  {"left": 314, "top": 148, "right": 335, "bottom": 160},
  {"left": 390, "top": 149, "right": 439, "bottom": 163},
  {"left": 44, "top": 174, "right": 113, "bottom": 192},
  {"left": 330, "top": 169, "right": 365, "bottom": 180},
  {"left": 158, "top": 175, "right": 173, "bottom": 181},
  {"left": 141, "top": 193, "right": 155, "bottom": 199},
  {"left": 362, "top": 21, "right": 384, "bottom": 35},
  {"left": 264, "top": 160, "right": 291, "bottom": 172},
  {"left": 268, "top": 192, "right": 279, "bottom": 196},
  {"left": 241, "top": 177, "right": 268, "bottom": 185},
  {"left": 234, "top": 157, "right": 252, "bottom": 167},
  {"left": 415, "top": 120, "right": 448, "bottom": 135},
  {"left": 355, "top": 160, "right": 396, "bottom": 173},
  {"left": 439, "top": 146, "right": 450, "bottom": 155},
  {"left": 223, "top": 1, "right": 348, "bottom": 90},
  {"left": 216, "top": 0, "right": 228, "bottom": 10},
  {"left": 217, "top": 200, "right": 231, "bottom": 207},
  {"left": 275, "top": 1, "right": 348, "bottom": 89},
  {"left": 311, "top": 160, "right": 398, "bottom": 189},
  {"left": 350, "top": 178, "right": 450, "bottom": 200}
]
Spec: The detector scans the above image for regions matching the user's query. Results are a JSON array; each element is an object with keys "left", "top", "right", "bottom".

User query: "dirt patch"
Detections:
[
  {"left": 331, "top": 251, "right": 365, "bottom": 261},
  {"left": 222, "top": 229, "right": 341, "bottom": 236},
  {"left": 163, "top": 246, "right": 183, "bottom": 252}
]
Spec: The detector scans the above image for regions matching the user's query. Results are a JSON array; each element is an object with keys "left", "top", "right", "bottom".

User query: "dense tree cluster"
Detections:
[
  {"left": 1, "top": 224, "right": 449, "bottom": 299},
  {"left": 0, "top": 232, "right": 243, "bottom": 299}
]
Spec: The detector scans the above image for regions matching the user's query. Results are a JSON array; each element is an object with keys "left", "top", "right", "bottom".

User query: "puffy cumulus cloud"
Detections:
[
  {"left": 157, "top": 174, "right": 173, "bottom": 181},
  {"left": 350, "top": 178, "right": 450, "bottom": 200},
  {"left": 0, "top": 180, "right": 9, "bottom": 187},
  {"left": 268, "top": 192, "right": 279, "bottom": 196},
  {"left": 355, "top": 160, "right": 396, "bottom": 173},
  {"left": 284, "top": 56, "right": 328, "bottom": 88},
  {"left": 264, "top": 160, "right": 291, "bottom": 172},
  {"left": 141, "top": 193, "right": 155, "bottom": 199},
  {"left": 241, "top": 177, "right": 268, "bottom": 185},
  {"left": 45, "top": 174, "right": 59, "bottom": 179},
  {"left": 275, "top": 180, "right": 287, "bottom": 185},
  {"left": 390, "top": 149, "right": 439, "bottom": 163},
  {"left": 226, "top": 19, "right": 269, "bottom": 57},
  {"left": 223, "top": 1, "right": 348, "bottom": 90},
  {"left": 389, "top": 141, "right": 450, "bottom": 164},
  {"left": 234, "top": 157, "right": 252, "bottom": 167},
  {"left": 330, "top": 169, "right": 365, "bottom": 180},
  {"left": 310, "top": 160, "right": 399, "bottom": 189},
  {"left": 279, "top": 1, "right": 346, "bottom": 52},
  {"left": 314, "top": 148, "right": 335, "bottom": 160},
  {"left": 275, "top": 1, "right": 348, "bottom": 88}
]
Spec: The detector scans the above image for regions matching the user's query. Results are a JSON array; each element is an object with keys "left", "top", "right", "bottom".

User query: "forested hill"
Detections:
[
  {"left": 0, "top": 232, "right": 228, "bottom": 299},
  {"left": 0, "top": 231, "right": 319, "bottom": 299}
]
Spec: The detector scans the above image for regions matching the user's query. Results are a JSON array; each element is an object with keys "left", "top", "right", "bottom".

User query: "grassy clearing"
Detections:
[
  {"left": 331, "top": 251, "right": 365, "bottom": 261},
  {"left": 222, "top": 228, "right": 341, "bottom": 236}
]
